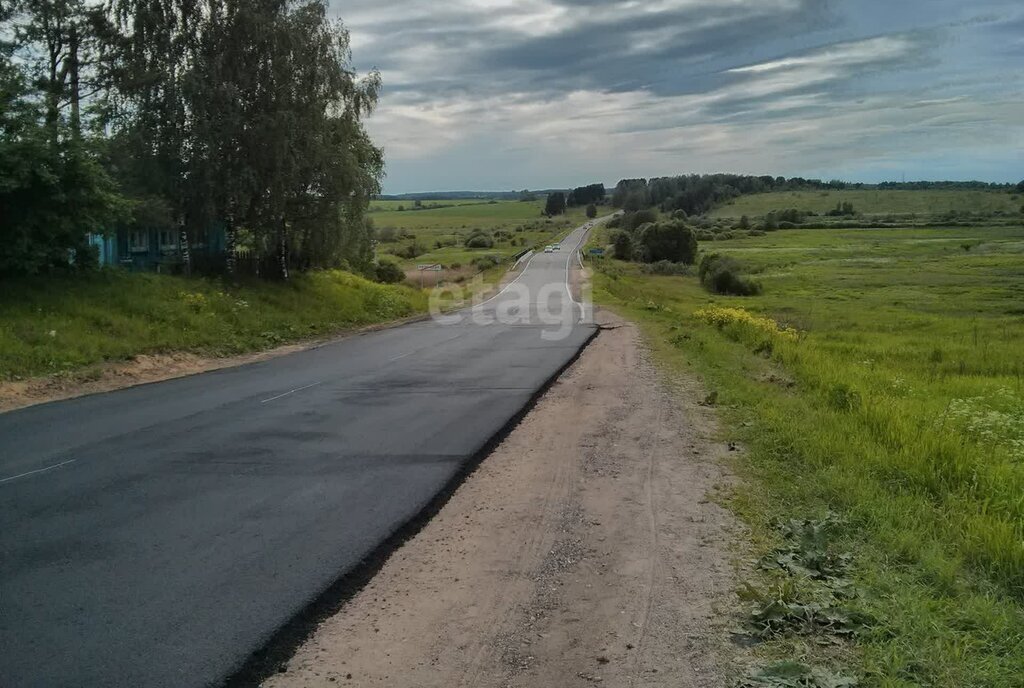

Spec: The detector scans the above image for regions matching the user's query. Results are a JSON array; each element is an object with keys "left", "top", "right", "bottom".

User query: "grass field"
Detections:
[
  {"left": 0, "top": 270, "right": 427, "bottom": 380},
  {"left": 710, "top": 189, "right": 1022, "bottom": 218},
  {"left": 368, "top": 199, "right": 488, "bottom": 212},
  {"left": 373, "top": 199, "right": 590, "bottom": 275},
  {"left": 372, "top": 199, "right": 552, "bottom": 230},
  {"left": 592, "top": 224, "right": 1024, "bottom": 686}
]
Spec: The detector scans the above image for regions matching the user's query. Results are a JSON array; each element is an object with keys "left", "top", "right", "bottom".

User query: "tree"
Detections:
[
  {"left": 611, "top": 231, "right": 633, "bottom": 260},
  {"left": 107, "top": 0, "right": 383, "bottom": 278},
  {"left": 544, "top": 191, "right": 566, "bottom": 216},
  {"left": 567, "top": 183, "right": 605, "bottom": 206},
  {"left": 636, "top": 221, "right": 698, "bottom": 264},
  {"left": 0, "top": 0, "right": 125, "bottom": 275},
  {"left": 622, "top": 190, "right": 647, "bottom": 212},
  {"left": 585, "top": 203, "right": 597, "bottom": 219}
]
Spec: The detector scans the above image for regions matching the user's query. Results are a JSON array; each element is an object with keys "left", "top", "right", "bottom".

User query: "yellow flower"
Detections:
[{"left": 693, "top": 305, "right": 798, "bottom": 342}]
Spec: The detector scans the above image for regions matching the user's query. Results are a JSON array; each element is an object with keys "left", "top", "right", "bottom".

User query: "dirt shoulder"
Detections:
[{"left": 263, "top": 313, "right": 741, "bottom": 688}]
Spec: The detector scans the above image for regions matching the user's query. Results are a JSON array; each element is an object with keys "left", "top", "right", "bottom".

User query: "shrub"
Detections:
[
  {"left": 586, "top": 203, "right": 597, "bottom": 218},
  {"left": 376, "top": 226, "right": 397, "bottom": 242},
  {"left": 464, "top": 231, "right": 494, "bottom": 248},
  {"left": 640, "top": 260, "right": 692, "bottom": 276},
  {"left": 611, "top": 230, "right": 634, "bottom": 260},
  {"left": 698, "top": 253, "right": 762, "bottom": 296},
  {"left": 636, "top": 221, "right": 698, "bottom": 264},
  {"left": 375, "top": 260, "right": 406, "bottom": 284},
  {"left": 620, "top": 209, "right": 658, "bottom": 232},
  {"left": 606, "top": 216, "right": 622, "bottom": 229},
  {"left": 397, "top": 242, "right": 426, "bottom": 259},
  {"left": 470, "top": 254, "right": 500, "bottom": 270},
  {"left": 826, "top": 201, "right": 856, "bottom": 217}
]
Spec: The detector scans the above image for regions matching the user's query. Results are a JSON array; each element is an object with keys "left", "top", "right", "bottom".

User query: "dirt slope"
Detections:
[{"left": 263, "top": 314, "right": 740, "bottom": 687}]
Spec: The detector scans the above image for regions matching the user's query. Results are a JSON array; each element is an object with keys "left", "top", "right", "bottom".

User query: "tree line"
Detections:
[
  {"left": 1, "top": 0, "right": 382, "bottom": 278},
  {"left": 611, "top": 175, "right": 857, "bottom": 217}
]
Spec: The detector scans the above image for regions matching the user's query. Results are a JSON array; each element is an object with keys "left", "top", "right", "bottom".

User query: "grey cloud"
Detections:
[{"left": 332, "top": 0, "right": 1024, "bottom": 191}]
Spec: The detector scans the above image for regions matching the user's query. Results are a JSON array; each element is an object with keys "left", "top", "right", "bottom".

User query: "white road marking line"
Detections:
[
  {"left": 564, "top": 221, "right": 597, "bottom": 321},
  {"left": 0, "top": 459, "right": 77, "bottom": 485},
  {"left": 388, "top": 332, "right": 465, "bottom": 362},
  {"left": 473, "top": 251, "right": 539, "bottom": 309},
  {"left": 260, "top": 381, "right": 322, "bottom": 404}
]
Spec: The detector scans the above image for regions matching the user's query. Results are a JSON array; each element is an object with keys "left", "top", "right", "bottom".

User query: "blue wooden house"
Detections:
[{"left": 87, "top": 227, "right": 227, "bottom": 272}]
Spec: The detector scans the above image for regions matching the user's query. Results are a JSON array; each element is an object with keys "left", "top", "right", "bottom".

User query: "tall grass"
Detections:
[
  {"left": 0, "top": 269, "right": 427, "bottom": 379},
  {"left": 709, "top": 189, "right": 1020, "bottom": 218},
  {"left": 594, "top": 224, "right": 1024, "bottom": 686}
]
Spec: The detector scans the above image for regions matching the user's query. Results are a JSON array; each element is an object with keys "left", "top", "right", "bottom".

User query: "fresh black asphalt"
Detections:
[{"left": 0, "top": 222, "right": 599, "bottom": 687}]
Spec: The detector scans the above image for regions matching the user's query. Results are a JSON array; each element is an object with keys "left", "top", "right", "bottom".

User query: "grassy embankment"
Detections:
[
  {"left": 0, "top": 270, "right": 427, "bottom": 381},
  {"left": 591, "top": 205, "right": 1024, "bottom": 685}
]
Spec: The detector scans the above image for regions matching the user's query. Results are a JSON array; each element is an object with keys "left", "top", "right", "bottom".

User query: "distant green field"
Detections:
[
  {"left": 372, "top": 200, "right": 550, "bottom": 231},
  {"left": 368, "top": 199, "right": 487, "bottom": 212},
  {"left": 711, "top": 189, "right": 1021, "bottom": 217},
  {"left": 373, "top": 199, "right": 590, "bottom": 270},
  {"left": 593, "top": 223, "right": 1024, "bottom": 686}
]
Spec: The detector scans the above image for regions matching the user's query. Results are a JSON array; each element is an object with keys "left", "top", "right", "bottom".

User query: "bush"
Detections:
[
  {"left": 636, "top": 221, "right": 698, "bottom": 264},
  {"left": 397, "top": 242, "right": 426, "bottom": 259},
  {"left": 464, "top": 231, "right": 494, "bottom": 248},
  {"left": 376, "top": 226, "right": 397, "bottom": 242},
  {"left": 586, "top": 203, "right": 597, "bottom": 219},
  {"left": 640, "top": 260, "right": 692, "bottom": 276},
  {"left": 607, "top": 216, "right": 622, "bottom": 229},
  {"left": 611, "top": 230, "right": 634, "bottom": 260},
  {"left": 620, "top": 209, "right": 658, "bottom": 232},
  {"left": 698, "top": 253, "right": 762, "bottom": 296},
  {"left": 375, "top": 260, "right": 406, "bottom": 284},
  {"left": 470, "top": 254, "right": 500, "bottom": 270}
]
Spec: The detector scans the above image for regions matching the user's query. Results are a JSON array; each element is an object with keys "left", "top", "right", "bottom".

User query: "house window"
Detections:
[
  {"left": 129, "top": 230, "right": 149, "bottom": 253},
  {"left": 159, "top": 230, "right": 179, "bottom": 251}
]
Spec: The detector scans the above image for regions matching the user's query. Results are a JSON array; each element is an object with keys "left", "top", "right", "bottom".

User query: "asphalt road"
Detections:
[{"left": 0, "top": 220, "right": 601, "bottom": 687}]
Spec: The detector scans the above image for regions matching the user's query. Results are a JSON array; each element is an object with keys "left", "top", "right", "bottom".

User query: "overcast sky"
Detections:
[{"left": 333, "top": 0, "right": 1024, "bottom": 194}]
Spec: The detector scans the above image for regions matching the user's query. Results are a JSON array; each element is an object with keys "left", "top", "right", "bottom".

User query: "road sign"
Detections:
[
  {"left": 416, "top": 264, "right": 442, "bottom": 271},
  {"left": 588, "top": 248, "right": 605, "bottom": 256}
]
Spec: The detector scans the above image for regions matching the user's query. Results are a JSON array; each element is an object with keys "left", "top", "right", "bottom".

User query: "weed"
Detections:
[{"left": 738, "top": 661, "right": 857, "bottom": 687}]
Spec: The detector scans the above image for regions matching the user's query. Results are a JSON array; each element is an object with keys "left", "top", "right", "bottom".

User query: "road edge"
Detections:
[{"left": 220, "top": 323, "right": 602, "bottom": 688}]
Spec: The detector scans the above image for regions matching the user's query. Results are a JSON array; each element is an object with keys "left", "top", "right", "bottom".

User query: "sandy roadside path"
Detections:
[{"left": 262, "top": 313, "right": 740, "bottom": 688}]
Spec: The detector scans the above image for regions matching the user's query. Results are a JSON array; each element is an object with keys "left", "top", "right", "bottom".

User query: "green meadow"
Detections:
[
  {"left": 710, "top": 189, "right": 1022, "bottom": 218},
  {"left": 372, "top": 199, "right": 589, "bottom": 271},
  {"left": 592, "top": 224, "right": 1024, "bottom": 686},
  {"left": 368, "top": 198, "right": 488, "bottom": 212}
]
